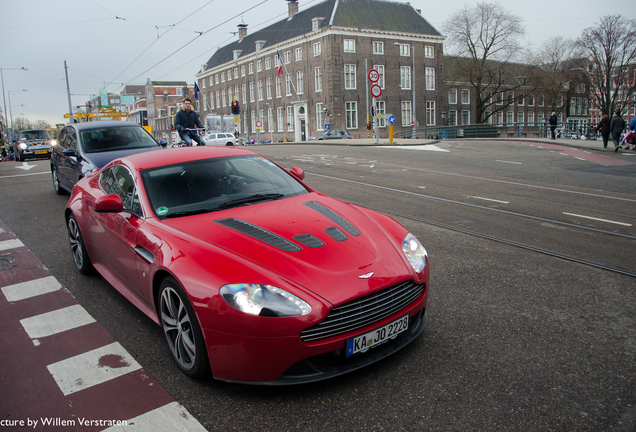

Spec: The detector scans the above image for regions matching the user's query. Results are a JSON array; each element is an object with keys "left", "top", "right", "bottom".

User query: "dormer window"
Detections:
[
  {"left": 312, "top": 17, "right": 325, "bottom": 31},
  {"left": 233, "top": 50, "right": 242, "bottom": 60},
  {"left": 255, "top": 40, "right": 266, "bottom": 51}
]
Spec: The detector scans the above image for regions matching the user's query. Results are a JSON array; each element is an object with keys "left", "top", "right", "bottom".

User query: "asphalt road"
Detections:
[{"left": 1, "top": 139, "right": 635, "bottom": 431}]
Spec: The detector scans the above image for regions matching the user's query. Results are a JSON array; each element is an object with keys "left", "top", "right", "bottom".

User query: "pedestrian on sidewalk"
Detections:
[
  {"left": 610, "top": 110, "right": 626, "bottom": 151},
  {"left": 596, "top": 114, "right": 611, "bottom": 148},
  {"left": 549, "top": 112, "right": 558, "bottom": 140}
]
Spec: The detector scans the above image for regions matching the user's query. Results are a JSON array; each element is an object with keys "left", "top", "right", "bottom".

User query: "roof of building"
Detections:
[{"left": 202, "top": 0, "right": 442, "bottom": 71}]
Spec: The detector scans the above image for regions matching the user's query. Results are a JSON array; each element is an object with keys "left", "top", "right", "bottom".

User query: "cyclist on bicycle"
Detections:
[{"left": 174, "top": 97, "right": 204, "bottom": 146}]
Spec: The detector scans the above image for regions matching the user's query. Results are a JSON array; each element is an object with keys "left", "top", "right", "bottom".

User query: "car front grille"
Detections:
[{"left": 300, "top": 280, "right": 424, "bottom": 342}]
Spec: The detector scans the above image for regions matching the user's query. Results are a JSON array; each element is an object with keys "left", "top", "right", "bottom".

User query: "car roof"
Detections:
[
  {"left": 118, "top": 146, "right": 259, "bottom": 171},
  {"left": 71, "top": 121, "right": 142, "bottom": 131}
]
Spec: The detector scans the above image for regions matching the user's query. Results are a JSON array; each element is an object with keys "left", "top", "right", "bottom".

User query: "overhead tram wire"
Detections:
[
  {"left": 105, "top": 0, "right": 219, "bottom": 87},
  {"left": 113, "top": 0, "right": 270, "bottom": 93}
]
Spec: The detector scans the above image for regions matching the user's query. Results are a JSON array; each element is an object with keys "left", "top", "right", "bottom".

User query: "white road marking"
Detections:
[
  {"left": 470, "top": 196, "right": 510, "bottom": 204},
  {"left": 563, "top": 212, "right": 633, "bottom": 227},
  {"left": 20, "top": 304, "right": 96, "bottom": 339},
  {"left": 101, "top": 402, "right": 208, "bottom": 432},
  {"left": 1, "top": 276, "right": 62, "bottom": 302},
  {"left": 380, "top": 145, "right": 450, "bottom": 152},
  {"left": 0, "top": 238, "right": 24, "bottom": 252},
  {"left": 495, "top": 160, "right": 522, "bottom": 164},
  {"left": 47, "top": 342, "right": 142, "bottom": 396}
]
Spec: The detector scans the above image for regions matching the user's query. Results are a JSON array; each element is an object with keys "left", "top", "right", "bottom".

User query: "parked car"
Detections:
[
  {"left": 203, "top": 132, "right": 237, "bottom": 146},
  {"left": 12, "top": 129, "right": 55, "bottom": 161},
  {"left": 64, "top": 146, "right": 430, "bottom": 384},
  {"left": 308, "top": 130, "right": 353, "bottom": 140},
  {"left": 51, "top": 121, "right": 165, "bottom": 195}
]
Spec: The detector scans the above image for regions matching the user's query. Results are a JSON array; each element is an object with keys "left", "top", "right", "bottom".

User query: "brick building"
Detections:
[
  {"left": 196, "top": 0, "right": 445, "bottom": 142},
  {"left": 145, "top": 80, "right": 195, "bottom": 142}
]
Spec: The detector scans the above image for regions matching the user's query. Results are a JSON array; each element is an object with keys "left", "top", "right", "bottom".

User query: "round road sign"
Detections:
[
  {"left": 171, "top": 132, "right": 178, "bottom": 141},
  {"left": 256, "top": 120, "right": 262, "bottom": 129},
  {"left": 368, "top": 69, "right": 379, "bottom": 83},
  {"left": 370, "top": 84, "right": 382, "bottom": 98},
  {"left": 388, "top": 115, "right": 396, "bottom": 125}
]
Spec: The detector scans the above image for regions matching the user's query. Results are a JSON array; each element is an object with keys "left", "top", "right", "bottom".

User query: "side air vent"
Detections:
[
  {"left": 215, "top": 218, "right": 302, "bottom": 252},
  {"left": 325, "top": 227, "right": 348, "bottom": 242},
  {"left": 304, "top": 201, "right": 360, "bottom": 236},
  {"left": 293, "top": 234, "right": 326, "bottom": 248}
]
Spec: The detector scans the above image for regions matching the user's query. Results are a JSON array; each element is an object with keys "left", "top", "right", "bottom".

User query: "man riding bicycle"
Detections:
[{"left": 174, "top": 97, "right": 204, "bottom": 146}]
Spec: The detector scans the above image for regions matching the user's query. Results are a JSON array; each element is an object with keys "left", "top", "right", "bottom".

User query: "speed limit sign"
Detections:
[
  {"left": 370, "top": 84, "right": 382, "bottom": 98},
  {"left": 368, "top": 69, "right": 379, "bottom": 83}
]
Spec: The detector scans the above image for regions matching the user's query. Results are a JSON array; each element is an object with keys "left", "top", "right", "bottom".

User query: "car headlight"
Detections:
[
  {"left": 401, "top": 233, "right": 428, "bottom": 273},
  {"left": 220, "top": 283, "right": 312, "bottom": 317},
  {"left": 18, "top": 143, "right": 27, "bottom": 149},
  {"left": 50, "top": 139, "right": 57, "bottom": 146}
]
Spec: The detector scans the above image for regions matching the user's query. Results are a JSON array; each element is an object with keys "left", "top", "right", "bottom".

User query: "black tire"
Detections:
[
  {"left": 225, "top": 142, "right": 234, "bottom": 146},
  {"left": 15, "top": 148, "right": 22, "bottom": 162},
  {"left": 67, "top": 214, "right": 94, "bottom": 275},
  {"left": 158, "top": 277, "right": 211, "bottom": 378},
  {"left": 52, "top": 167, "right": 67, "bottom": 195}
]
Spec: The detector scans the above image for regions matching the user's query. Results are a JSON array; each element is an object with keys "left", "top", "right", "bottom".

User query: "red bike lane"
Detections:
[
  {"left": 520, "top": 141, "right": 636, "bottom": 166},
  {"left": 0, "top": 219, "right": 207, "bottom": 431}
]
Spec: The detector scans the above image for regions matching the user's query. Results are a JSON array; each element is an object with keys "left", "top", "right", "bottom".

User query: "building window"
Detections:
[
  {"left": 496, "top": 92, "right": 503, "bottom": 105},
  {"left": 296, "top": 71, "right": 304, "bottom": 94},
  {"left": 277, "top": 107, "right": 284, "bottom": 131},
  {"left": 316, "top": 103, "right": 324, "bottom": 131},
  {"left": 506, "top": 111, "right": 514, "bottom": 124},
  {"left": 209, "top": 77, "right": 213, "bottom": 86},
  {"left": 221, "top": 72, "right": 225, "bottom": 82},
  {"left": 462, "top": 110, "right": 470, "bottom": 125},
  {"left": 227, "top": 69, "right": 232, "bottom": 81},
  {"left": 375, "top": 101, "right": 386, "bottom": 127},
  {"left": 284, "top": 51, "right": 291, "bottom": 64},
  {"left": 528, "top": 95, "right": 535, "bottom": 106},
  {"left": 241, "top": 65, "right": 245, "bottom": 77},
  {"left": 285, "top": 73, "right": 292, "bottom": 96},
  {"left": 295, "top": 47, "right": 302, "bottom": 61},
  {"left": 268, "top": 108, "right": 274, "bottom": 132},
  {"left": 256, "top": 60, "right": 262, "bottom": 72},
  {"left": 346, "top": 101, "right": 358, "bottom": 129},
  {"left": 209, "top": 92, "right": 214, "bottom": 109},
  {"left": 249, "top": 63, "right": 254, "bottom": 75},
  {"left": 461, "top": 89, "right": 470, "bottom": 104},
  {"left": 517, "top": 112, "right": 524, "bottom": 123},
  {"left": 314, "top": 42, "right": 321, "bottom": 56},
  {"left": 258, "top": 80, "right": 263, "bottom": 101},
  {"left": 266, "top": 78, "right": 272, "bottom": 99},
  {"left": 400, "top": 66, "right": 411, "bottom": 90},
  {"left": 276, "top": 76, "right": 282, "bottom": 98},
  {"left": 375, "top": 65, "right": 385, "bottom": 89},
  {"left": 373, "top": 41, "right": 384, "bottom": 55},
  {"left": 315, "top": 67, "right": 322, "bottom": 92},
  {"left": 426, "top": 101, "right": 435, "bottom": 126},
  {"left": 345, "top": 64, "right": 356, "bottom": 89},
  {"left": 507, "top": 92, "right": 514, "bottom": 105},
  {"left": 265, "top": 58, "right": 271, "bottom": 70},
  {"left": 249, "top": 82, "right": 255, "bottom": 102},
  {"left": 528, "top": 112, "right": 535, "bottom": 123},
  {"left": 425, "top": 67, "right": 435, "bottom": 91},
  {"left": 287, "top": 106, "right": 294, "bottom": 131},
  {"left": 401, "top": 101, "right": 412, "bottom": 126},
  {"left": 222, "top": 89, "right": 227, "bottom": 107},
  {"left": 449, "top": 89, "right": 457, "bottom": 104},
  {"left": 448, "top": 110, "right": 457, "bottom": 126},
  {"left": 251, "top": 110, "right": 256, "bottom": 133},
  {"left": 344, "top": 39, "right": 356, "bottom": 52},
  {"left": 518, "top": 94, "right": 524, "bottom": 105},
  {"left": 233, "top": 50, "right": 241, "bottom": 60},
  {"left": 215, "top": 74, "right": 220, "bottom": 84},
  {"left": 216, "top": 92, "right": 220, "bottom": 108},
  {"left": 497, "top": 111, "right": 504, "bottom": 125},
  {"left": 242, "top": 84, "right": 246, "bottom": 104},
  {"left": 425, "top": 46, "right": 434, "bottom": 58},
  {"left": 228, "top": 87, "right": 233, "bottom": 105},
  {"left": 538, "top": 95, "right": 544, "bottom": 106},
  {"left": 399, "top": 44, "right": 410, "bottom": 56}
]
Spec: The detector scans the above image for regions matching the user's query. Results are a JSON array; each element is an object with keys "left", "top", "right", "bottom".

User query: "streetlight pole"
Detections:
[
  {"left": 8, "top": 89, "right": 27, "bottom": 138},
  {"left": 1, "top": 67, "right": 28, "bottom": 141}
]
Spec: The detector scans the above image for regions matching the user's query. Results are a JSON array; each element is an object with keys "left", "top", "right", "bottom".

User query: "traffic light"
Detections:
[{"left": 231, "top": 100, "right": 240, "bottom": 115}]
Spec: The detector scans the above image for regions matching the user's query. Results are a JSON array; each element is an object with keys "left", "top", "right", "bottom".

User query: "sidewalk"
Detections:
[{"left": 0, "top": 219, "right": 207, "bottom": 432}]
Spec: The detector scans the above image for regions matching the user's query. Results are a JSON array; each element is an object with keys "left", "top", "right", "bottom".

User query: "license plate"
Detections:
[
  {"left": 346, "top": 314, "right": 409, "bottom": 356},
  {"left": 35, "top": 150, "right": 47, "bottom": 155}
]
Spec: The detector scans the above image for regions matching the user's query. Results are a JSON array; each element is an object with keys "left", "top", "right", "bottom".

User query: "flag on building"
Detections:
[
  {"left": 194, "top": 82, "right": 200, "bottom": 100},
  {"left": 276, "top": 51, "right": 283, "bottom": 77}
]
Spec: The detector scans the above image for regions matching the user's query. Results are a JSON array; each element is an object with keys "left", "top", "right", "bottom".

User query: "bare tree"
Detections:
[
  {"left": 32, "top": 119, "right": 52, "bottom": 130},
  {"left": 531, "top": 36, "right": 583, "bottom": 115},
  {"left": 443, "top": 2, "right": 528, "bottom": 123},
  {"left": 578, "top": 15, "right": 636, "bottom": 117}
]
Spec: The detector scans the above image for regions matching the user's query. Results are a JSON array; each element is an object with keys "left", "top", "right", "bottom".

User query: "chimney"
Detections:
[
  {"left": 287, "top": 0, "right": 299, "bottom": 19},
  {"left": 238, "top": 22, "right": 248, "bottom": 42}
]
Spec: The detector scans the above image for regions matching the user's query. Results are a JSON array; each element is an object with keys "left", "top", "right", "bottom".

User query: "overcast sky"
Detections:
[{"left": 1, "top": 0, "right": 634, "bottom": 127}]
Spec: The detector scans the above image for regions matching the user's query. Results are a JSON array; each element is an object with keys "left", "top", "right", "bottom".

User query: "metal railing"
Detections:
[{"left": 394, "top": 122, "right": 598, "bottom": 140}]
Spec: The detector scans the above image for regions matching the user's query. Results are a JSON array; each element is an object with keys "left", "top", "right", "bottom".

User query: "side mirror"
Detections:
[
  {"left": 62, "top": 148, "right": 76, "bottom": 157},
  {"left": 159, "top": 140, "right": 168, "bottom": 148},
  {"left": 290, "top": 167, "right": 305, "bottom": 180},
  {"left": 95, "top": 194, "right": 124, "bottom": 213}
]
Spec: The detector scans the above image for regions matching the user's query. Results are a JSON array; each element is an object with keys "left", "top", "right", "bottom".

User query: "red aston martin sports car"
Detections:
[{"left": 64, "top": 146, "right": 430, "bottom": 384}]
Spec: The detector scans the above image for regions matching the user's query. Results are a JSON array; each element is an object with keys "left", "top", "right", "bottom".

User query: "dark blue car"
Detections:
[{"left": 51, "top": 121, "right": 165, "bottom": 195}]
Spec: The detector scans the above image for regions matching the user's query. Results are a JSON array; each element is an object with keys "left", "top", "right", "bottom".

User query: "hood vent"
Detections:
[
  {"left": 293, "top": 234, "right": 326, "bottom": 248},
  {"left": 325, "top": 227, "right": 347, "bottom": 242},
  {"left": 304, "top": 201, "right": 360, "bottom": 236},
  {"left": 215, "top": 218, "right": 302, "bottom": 252}
]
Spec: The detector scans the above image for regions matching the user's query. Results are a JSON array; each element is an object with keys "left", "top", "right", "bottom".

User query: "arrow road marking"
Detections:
[{"left": 15, "top": 162, "right": 36, "bottom": 171}]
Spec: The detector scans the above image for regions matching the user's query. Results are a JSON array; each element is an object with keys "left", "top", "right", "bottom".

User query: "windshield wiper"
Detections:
[
  {"left": 218, "top": 193, "right": 284, "bottom": 209},
  {"left": 163, "top": 208, "right": 220, "bottom": 218}
]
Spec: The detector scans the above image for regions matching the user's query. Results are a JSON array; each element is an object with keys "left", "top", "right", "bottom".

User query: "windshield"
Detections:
[
  {"left": 80, "top": 126, "right": 160, "bottom": 153},
  {"left": 141, "top": 155, "right": 308, "bottom": 219},
  {"left": 19, "top": 130, "right": 51, "bottom": 140}
]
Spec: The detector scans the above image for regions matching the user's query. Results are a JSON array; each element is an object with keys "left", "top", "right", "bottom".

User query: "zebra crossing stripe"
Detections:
[
  {"left": 47, "top": 342, "right": 142, "bottom": 396},
  {"left": 101, "top": 401, "right": 208, "bottom": 432},
  {"left": 20, "top": 304, "right": 96, "bottom": 340},
  {"left": 1, "top": 275, "right": 62, "bottom": 302},
  {"left": 0, "top": 238, "right": 24, "bottom": 252}
]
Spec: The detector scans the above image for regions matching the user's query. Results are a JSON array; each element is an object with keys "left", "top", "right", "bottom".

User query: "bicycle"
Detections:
[{"left": 172, "top": 128, "right": 207, "bottom": 147}]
